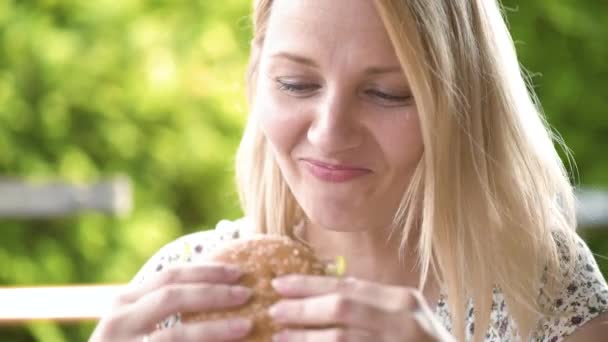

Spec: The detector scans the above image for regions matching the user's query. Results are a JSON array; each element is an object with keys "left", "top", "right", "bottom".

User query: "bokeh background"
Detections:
[{"left": 0, "top": 0, "right": 606, "bottom": 341}]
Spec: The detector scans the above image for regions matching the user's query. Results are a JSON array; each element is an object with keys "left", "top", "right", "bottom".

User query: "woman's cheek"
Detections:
[
  {"left": 374, "top": 111, "right": 424, "bottom": 170},
  {"left": 256, "top": 95, "right": 310, "bottom": 154}
]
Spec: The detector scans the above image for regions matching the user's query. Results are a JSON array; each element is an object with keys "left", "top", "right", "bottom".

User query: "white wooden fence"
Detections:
[
  {"left": 0, "top": 181, "right": 606, "bottom": 323},
  {"left": 575, "top": 188, "right": 608, "bottom": 228},
  {"left": 0, "top": 177, "right": 132, "bottom": 218},
  {"left": 0, "top": 178, "right": 131, "bottom": 323},
  {"left": 0, "top": 285, "right": 124, "bottom": 323}
]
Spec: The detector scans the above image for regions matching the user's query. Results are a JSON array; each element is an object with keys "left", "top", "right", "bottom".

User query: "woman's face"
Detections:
[{"left": 253, "top": 0, "right": 423, "bottom": 232}]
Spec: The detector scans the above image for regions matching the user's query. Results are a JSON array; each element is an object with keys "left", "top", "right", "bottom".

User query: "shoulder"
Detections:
[
  {"left": 534, "top": 232, "right": 608, "bottom": 341},
  {"left": 130, "top": 217, "right": 256, "bottom": 285}
]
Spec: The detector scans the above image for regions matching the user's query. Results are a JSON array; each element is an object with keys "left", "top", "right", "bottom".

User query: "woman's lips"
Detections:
[{"left": 302, "top": 159, "right": 372, "bottom": 183}]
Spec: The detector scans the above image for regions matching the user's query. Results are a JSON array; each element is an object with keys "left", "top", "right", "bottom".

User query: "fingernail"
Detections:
[
  {"left": 271, "top": 276, "right": 292, "bottom": 291},
  {"left": 224, "top": 265, "right": 242, "bottom": 278},
  {"left": 272, "top": 331, "right": 289, "bottom": 342},
  {"left": 228, "top": 318, "right": 252, "bottom": 335},
  {"left": 271, "top": 278, "right": 283, "bottom": 290},
  {"left": 268, "top": 303, "right": 285, "bottom": 321},
  {"left": 230, "top": 286, "right": 252, "bottom": 301}
]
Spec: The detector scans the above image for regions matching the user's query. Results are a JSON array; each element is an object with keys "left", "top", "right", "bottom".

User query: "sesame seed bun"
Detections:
[{"left": 181, "top": 235, "right": 326, "bottom": 341}]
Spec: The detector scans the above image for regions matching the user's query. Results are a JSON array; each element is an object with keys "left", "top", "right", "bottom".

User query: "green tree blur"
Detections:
[{"left": 0, "top": 1, "right": 606, "bottom": 341}]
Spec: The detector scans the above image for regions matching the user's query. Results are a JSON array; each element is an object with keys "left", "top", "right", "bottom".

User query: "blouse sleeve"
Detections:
[{"left": 534, "top": 233, "right": 608, "bottom": 341}]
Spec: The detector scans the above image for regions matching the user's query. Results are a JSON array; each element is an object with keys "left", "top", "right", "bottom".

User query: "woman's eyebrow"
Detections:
[
  {"left": 270, "top": 52, "right": 319, "bottom": 68},
  {"left": 270, "top": 51, "right": 402, "bottom": 75}
]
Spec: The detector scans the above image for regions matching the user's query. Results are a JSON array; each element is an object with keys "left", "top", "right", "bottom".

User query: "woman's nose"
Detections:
[{"left": 307, "top": 92, "right": 363, "bottom": 154}]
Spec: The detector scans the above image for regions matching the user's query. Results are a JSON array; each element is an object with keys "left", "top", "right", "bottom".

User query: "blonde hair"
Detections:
[{"left": 235, "top": 0, "right": 578, "bottom": 341}]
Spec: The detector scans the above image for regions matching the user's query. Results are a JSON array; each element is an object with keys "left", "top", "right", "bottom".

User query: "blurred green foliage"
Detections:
[{"left": 0, "top": 0, "right": 606, "bottom": 341}]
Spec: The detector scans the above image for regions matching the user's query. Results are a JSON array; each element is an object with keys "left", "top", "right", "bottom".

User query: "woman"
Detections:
[{"left": 90, "top": 0, "right": 608, "bottom": 341}]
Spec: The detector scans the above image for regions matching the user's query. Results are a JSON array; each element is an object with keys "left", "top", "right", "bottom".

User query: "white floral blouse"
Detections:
[{"left": 132, "top": 217, "right": 608, "bottom": 341}]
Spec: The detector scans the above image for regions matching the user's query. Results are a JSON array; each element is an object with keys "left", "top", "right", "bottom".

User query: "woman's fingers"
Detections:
[
  {"left": 92, "top": 263, "right": 254, "bottom": 341},
  {"left": 120, "top": 283, "right": 252, "bottom": 334},
  {"left": 148, "top": 318, "right": 253, "bottom": 342},
  {"left": 268, "top": 293, "right": 407, "bottom": 334},
  {"left": 117, "top": 263, "right": 244, "bottom": 304},
  {"left": 271, "top": 275, "right": 415, "bottom": 311},
  {"left": 91, "top": 263, "right": 251, "bottom": 341}
]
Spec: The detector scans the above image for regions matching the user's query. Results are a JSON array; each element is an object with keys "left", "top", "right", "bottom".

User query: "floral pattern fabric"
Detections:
[{"left": 132, "top": 217, "right": 608, "bottom": 341}]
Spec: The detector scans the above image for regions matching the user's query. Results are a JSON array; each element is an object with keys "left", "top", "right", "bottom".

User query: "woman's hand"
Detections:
[
  {"left": 268, "top": 275, "right": 455, "bottom": 342},
  {"left": 89, "top": 263, "right": 254, "bottom": 342}
]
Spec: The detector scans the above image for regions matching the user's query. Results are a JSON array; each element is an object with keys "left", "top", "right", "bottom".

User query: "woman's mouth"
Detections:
[{"left": 301, "top": 159, "right": 372, "bottom": 183}]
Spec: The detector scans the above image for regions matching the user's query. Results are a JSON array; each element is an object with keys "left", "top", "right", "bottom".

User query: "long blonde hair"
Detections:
[{"left": 235, "top": 1, "right": 578, "bottom": 341}]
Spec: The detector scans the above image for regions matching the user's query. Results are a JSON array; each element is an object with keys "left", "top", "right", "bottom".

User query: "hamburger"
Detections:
[{"left": 182, "top": 235, "right": 345, "bottom": 341}]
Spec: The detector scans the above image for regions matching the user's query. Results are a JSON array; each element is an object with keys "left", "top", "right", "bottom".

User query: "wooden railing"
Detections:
[
  {"left": 0, "top": 285, "right": 125, "bottom": 323},
  {"left": 0, "top": 178, "right": 132, "bottom": 323},
  {"left": 0, "top": 177, "right": 132, "bottom": 218},
  {"left": 1, "top": 181, "right": 607, "bottom": 322},
  {"left": 575, "top": 188, "right": 608, "bottom": 228}
]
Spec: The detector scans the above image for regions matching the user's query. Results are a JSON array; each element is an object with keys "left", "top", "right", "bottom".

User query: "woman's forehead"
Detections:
[
  {"left": 268, "top": 0, "right": 386, "bottom": 34},
  {"left": 264, "top": 0, "right": 396, "bottom": 60}
]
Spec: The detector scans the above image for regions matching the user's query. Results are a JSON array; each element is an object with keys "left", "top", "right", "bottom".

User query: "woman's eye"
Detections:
[
  {"left": 365, "top": 89, "right": 413, "bottom": 105},
  {"left": 275, "top": 79, "right": 319, "bottom": 95}
]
